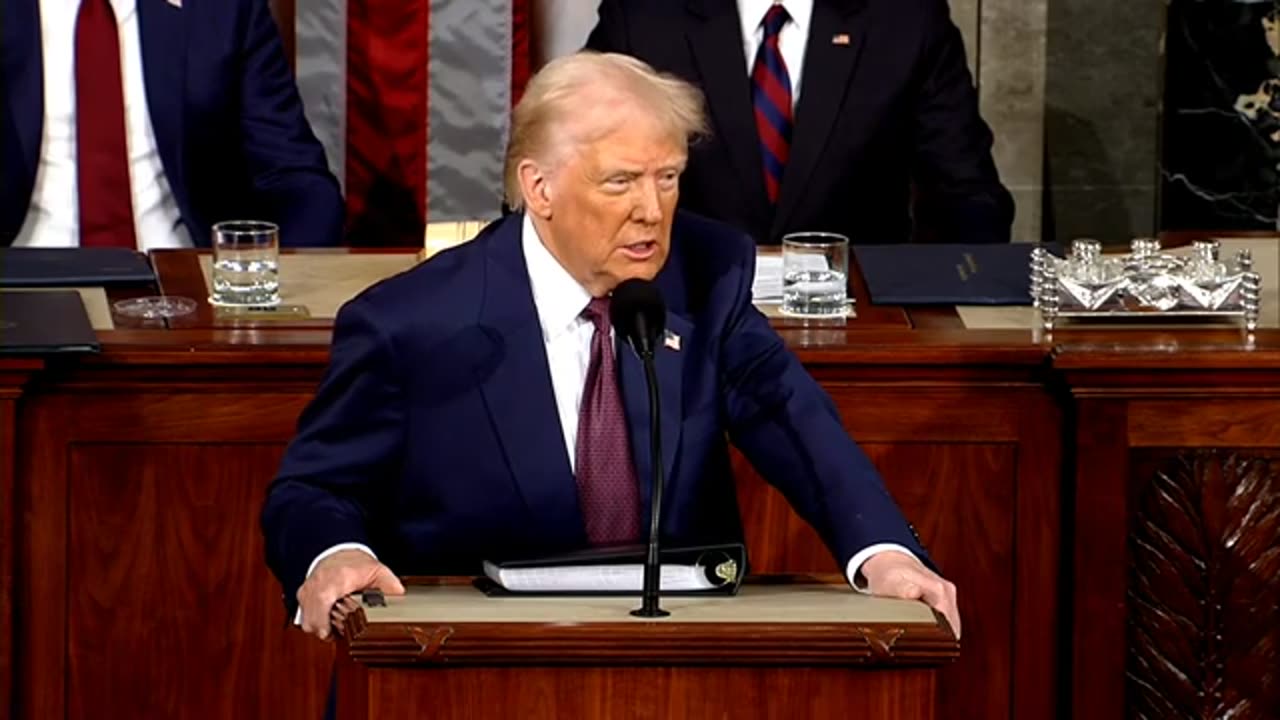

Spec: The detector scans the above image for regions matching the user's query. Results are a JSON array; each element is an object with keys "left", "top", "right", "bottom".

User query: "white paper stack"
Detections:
[
  {"left": 752, "top": 254, "right": 831, "bottom": 304},
  {"left": 752, "top": 255, "right": 785, "bottom": 303}
]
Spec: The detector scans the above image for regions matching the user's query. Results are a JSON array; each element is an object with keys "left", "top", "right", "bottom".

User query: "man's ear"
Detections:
[{"left": 518, "top": 159, "right": 554, "bottom": 220}]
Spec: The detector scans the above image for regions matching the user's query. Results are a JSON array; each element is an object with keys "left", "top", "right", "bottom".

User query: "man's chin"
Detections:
[{"left": 623, "top": 256, "right": 665, "bottom": 281}]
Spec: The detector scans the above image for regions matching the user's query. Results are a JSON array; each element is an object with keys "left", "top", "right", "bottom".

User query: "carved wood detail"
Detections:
[
  {"left": 1128, "top": 450, "right": 1280, "bottom": 720},
  {"left": 341, "top": 607, "right": 958, "bottom": 667}
]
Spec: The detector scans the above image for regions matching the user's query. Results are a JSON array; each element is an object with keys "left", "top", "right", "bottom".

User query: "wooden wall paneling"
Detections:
[
  {"left": 734, "top": 384, "right": 1036, "bottom": 720},
  {"left": 17, "top": 386, "right": 334, "bottom": 720},
  {"left": 1, "top": 360, "right": 39, "bottom": 718},
  {"left": 1129, "top": 399, "right": 1280, "bottom": 447},
  {"left": 361, "top": 667, "right": 938, "bottom": 720},
  {"left": 1069, "top": 399, "right": 1131, "bottom": 720},
  {"left": 66, "top": 443, "right": 332, "bottom": 720},
  {"left": 17, "top": 393, "right": 73, "bottom": 720},
  {"left": 875, "top": 442, "right": 1018, "bottom": 720},
  {"left": 0, "top": 394, "right": 13, "bottom": 719},
  {"left": 1013, "top": 388, "right": 1066, "bottom": 720}
]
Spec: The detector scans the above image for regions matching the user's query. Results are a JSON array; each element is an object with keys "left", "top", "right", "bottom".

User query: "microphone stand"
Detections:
[{"left": 631, "top": 351, "right": 669, "bottom": 618}]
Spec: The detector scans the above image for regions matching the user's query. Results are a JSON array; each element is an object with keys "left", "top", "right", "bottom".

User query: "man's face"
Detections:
[{"left": 537, "top": 110, "right": 686, "bottom": 297}]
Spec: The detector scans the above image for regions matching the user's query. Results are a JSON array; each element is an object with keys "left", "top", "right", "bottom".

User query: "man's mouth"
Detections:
[{"left": 620, "top": 241, "right": 658, "bottom": 260}]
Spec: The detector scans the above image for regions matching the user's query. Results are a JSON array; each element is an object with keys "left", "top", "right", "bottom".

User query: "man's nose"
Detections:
[{"left": 633, "top": 180, "right": 663, "bottom": 224}]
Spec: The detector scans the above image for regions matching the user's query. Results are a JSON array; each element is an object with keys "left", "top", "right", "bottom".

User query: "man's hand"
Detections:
[
  {"left": 297, "top": 549, "right": 405, "bottom": 640},
  {"left": 860, "top": 550, "right": 961, "bottom": 639}
]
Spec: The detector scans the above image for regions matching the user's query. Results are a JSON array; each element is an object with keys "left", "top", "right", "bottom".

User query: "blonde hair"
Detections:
[{"left": 503, "top": 52, "right": 710, "bottom": 210}]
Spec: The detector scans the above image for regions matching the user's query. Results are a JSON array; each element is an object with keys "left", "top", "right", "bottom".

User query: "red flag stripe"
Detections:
[{"left": 345, "top": 1, "right": 429, "bottom": 243}]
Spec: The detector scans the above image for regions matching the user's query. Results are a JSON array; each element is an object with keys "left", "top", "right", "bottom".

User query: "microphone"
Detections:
[{"left": 609, "top": 279, "right": 670, "bottom": 618}]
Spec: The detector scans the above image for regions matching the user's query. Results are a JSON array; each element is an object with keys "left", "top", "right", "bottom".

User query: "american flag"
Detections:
[{"left": 287, "top": 0, "right": 533, "bottom": 246}]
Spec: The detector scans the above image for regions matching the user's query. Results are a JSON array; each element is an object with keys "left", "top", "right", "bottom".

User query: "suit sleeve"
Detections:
[
  {"left": 910, "top": 1, "right": 1014, "bottom": 244},
  {"left": 236, "top": 0, "right": 345, "bottom": 247},
  {"left": 583, "top": 0, "right": 630, "bottom": 52},
  {"left": 717, "top": 241, "right": 930, "bottom": 570},
  {"left": 260, "top": 296, "right": 405, "bottom": 612}
]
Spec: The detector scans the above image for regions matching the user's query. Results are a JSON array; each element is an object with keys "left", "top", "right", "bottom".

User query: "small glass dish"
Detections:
[{"left": 112, "top": 296, "right": 197, "bottom": 320}]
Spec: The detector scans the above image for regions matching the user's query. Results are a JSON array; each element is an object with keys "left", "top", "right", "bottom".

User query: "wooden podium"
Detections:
[{"left": 334, "top": 578, "right": 958, "bottom": 720}]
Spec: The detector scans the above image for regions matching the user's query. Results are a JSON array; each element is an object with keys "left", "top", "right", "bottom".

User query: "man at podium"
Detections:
[{"left": 261, "top": 52, "right": 960, "bottom": 640}]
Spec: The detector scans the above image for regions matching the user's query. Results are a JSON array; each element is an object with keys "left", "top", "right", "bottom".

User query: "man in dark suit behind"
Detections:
[
  {"left": 262, "top": 52, "right": 959, "bottom": 642},
  {"left": 586, "top": 0, "right": 1014, "bottom": 245},
  {"left": 1, "top": 0, "right": 343, "bottom": 249}
]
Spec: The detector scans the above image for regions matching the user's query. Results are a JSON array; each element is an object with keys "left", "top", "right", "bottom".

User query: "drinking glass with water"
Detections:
[
  {"left": 210, "top": 220, "right": 280, "bottom": 307},
  {"left": 781, "top": 232, "right": 850, "bottom": 317}
]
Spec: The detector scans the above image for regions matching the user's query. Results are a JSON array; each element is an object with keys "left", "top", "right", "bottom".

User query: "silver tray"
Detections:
[{"left": 1030, "top": 238, "right": 1262, "bottom": 331}]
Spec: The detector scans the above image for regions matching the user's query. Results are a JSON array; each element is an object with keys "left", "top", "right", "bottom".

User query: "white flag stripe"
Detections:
[
  {"left": 427, "top": 0, "right": 513, "bottom": 222},
  {"left": 294, "top": 0, "right": 348, "bottom": 191}
]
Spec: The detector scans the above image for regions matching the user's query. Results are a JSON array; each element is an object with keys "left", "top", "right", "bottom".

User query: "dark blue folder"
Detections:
[
  {"left": 0, "top": 291, "right": 100, "bottom": 354},
  {"left": 854, "top": 243, "right": 1059, "bottom": 305},
  {"left": 0, "top": 247, "right": 155, "bottom": 287}
]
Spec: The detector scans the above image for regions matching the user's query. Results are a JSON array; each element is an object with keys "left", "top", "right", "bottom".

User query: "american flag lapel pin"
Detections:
[
  {"left": 663, "top": 330, "right": 681, "bottom": 351},
  {"left": 832, "top": 33, "right": 851, "bottom": 45}
]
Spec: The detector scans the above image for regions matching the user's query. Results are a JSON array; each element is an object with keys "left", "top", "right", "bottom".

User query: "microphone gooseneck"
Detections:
[{"left": 609, "top": 279, "right": 670, "bottom": 618}]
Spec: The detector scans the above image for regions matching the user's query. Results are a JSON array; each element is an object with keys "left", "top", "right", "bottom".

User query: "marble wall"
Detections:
[
  {"left": 1161, "top": 0, "right": 1279, "bottom": 232},
  {"left": 975, "top": 0, "right": 1049, "bottom": 243},
  {"left": 1041, "top": 0, "right": 1164, "bottom": 245}
]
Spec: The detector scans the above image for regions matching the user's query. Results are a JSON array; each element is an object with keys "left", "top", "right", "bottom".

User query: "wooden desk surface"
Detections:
[
  {"left": 339, "top": 578, "right": 957, "bottom": 667},
  {"left": 67, "top": 244, "right": 1277, "bottom": 366}
]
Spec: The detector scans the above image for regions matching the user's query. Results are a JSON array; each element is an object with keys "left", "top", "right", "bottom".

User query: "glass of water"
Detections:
[
  {"left": 210, "top": 220, "right": 280, "bottom": 307},
  {"left": 781, "top": 232, "right": 849, "bottom": 317}
]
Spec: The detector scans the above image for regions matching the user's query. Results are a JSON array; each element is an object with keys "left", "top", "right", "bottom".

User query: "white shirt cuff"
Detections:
[
  {"left": 845, "top": 543, "right": 918, "bottom": 593},
  {"left": 292, "top": 543, "right": 377, "bottom": 626}
]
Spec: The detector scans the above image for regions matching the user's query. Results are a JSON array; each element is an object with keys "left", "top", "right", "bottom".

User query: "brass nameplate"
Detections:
[{"left": 213, "top": 304, "right": 312, "bottom": 321}]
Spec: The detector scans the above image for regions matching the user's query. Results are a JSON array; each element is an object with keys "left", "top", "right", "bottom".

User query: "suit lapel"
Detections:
[
  {"left": 2, "top": 0, "right": 42, "bottom": 188},
  {"left": 137, "top": 0, "right": 186, "bottom": 201},
  {"left": 477, "top": 217, "right": 588, "bottom": 549},
  {"left": 685, "top": 0, "right": 771, "bottom": 226},
  {"left": 618, "top": 309, "right": 688, "bottom": 535},
  {"left": 772, "top": 0, "right": 869, "bottom": 238}
]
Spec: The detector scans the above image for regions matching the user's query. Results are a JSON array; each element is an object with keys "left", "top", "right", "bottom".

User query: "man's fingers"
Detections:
[
  {"left": 371, "top": 565, "right": 406, "bottom": 595},
  {"left": 330, "top": 597, "right": 358, "bottom": 638},
  {"left": 916, "top": 576, "right": 961, "bottom": 639},
  {"left": 297, "top": 560, "right": 403, "bottom": 641},
  {"left": 862, "top": 557, "right": 962, "bottom": 641}
]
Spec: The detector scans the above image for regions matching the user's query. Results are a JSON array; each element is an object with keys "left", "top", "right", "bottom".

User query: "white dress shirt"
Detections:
[
  {"left": 297, "top": 215, "right": 913, "bottom": 624},
  {"left": 738, "top": 0, "right": 812, "bottom": 107},
  {"left": 15, "top": 0, "right": 189, "bottom": 250}
]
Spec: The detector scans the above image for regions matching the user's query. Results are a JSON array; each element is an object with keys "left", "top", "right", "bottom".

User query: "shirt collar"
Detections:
[
  {"left": 46, "top": 0, "right": 136, "bottom": 22},
  {"left": 521, "top": 213, "right": 594, "bottom": 343},
  {"left": 738, "top": 0, "right": 811, "bottom": 39}
]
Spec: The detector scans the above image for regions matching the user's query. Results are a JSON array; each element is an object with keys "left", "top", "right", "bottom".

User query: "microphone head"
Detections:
[{"left": 609, "top": 278, "right": 666, "bottom": 357}]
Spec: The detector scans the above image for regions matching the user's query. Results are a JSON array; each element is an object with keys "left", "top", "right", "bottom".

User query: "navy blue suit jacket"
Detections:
[
  {"left": 0, "top": 0, "right": 343, "bottom": 246},
  {"left": 586, "top": 0, "right": 1014, "bottom": 245},
  {"left": 261, "top": 212, "right": 925, "bottom": 611}
]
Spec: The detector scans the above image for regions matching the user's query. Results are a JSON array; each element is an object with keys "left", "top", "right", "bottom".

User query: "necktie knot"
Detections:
[
  {"left": 582, "top": 297, "right": 610, "bottom": 330},
  {"left": 762, "top": 4, "right": 790, "bottom": 38}
]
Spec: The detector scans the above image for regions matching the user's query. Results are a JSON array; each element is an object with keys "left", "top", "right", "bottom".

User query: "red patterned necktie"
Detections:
[
  {"left": 751, "top": 4, "right": 792, "bottom": 204},
  {"left": 76, "top": 0, "right": 138, "bottom": 248},
  {"left": 574, "top": 297, "right": 641, "bottom": 545}
]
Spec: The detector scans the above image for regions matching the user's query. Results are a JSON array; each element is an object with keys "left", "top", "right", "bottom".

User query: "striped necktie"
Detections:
[{"left": 751, "top": 4, "right": 792, "bottom": 205}]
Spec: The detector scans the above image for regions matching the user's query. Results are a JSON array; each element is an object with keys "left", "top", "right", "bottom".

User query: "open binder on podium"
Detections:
[{"left": 472, "top": 542, "right": 747, "bottom": 597}]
